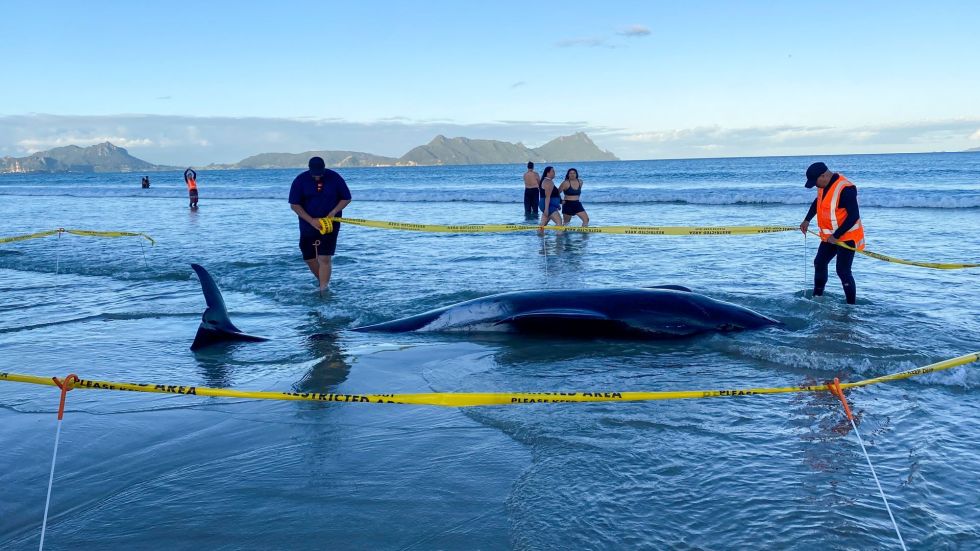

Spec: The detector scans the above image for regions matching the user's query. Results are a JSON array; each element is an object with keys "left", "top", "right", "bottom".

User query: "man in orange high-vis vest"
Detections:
[
  {"left": 184, "top": 168, "right": 199, "bottom": 209},
  {"left": 799, "top": 162, "right": 865, "bottom": 304}
]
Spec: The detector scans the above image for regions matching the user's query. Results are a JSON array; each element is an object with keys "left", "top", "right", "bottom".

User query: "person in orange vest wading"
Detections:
[
  {"left": 799, "top": 162, "right": 865, "bottom": 304},
  {"left": 184, "top": 168, "right": 199, "bottom": 209}
]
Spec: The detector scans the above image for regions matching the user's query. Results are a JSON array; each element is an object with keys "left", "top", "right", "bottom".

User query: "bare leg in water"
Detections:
[{"left": 304, "top": 256, "right": 333, "bottom": 293}]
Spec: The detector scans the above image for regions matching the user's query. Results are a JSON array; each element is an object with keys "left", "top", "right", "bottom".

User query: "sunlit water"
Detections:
[{"left": 1, "top": 153, "right": 979, "bottom": 549}]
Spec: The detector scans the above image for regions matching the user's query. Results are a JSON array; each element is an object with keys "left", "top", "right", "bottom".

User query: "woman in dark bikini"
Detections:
[
  {"left": 559, "top": 168, "right": 589, "bottom": 226},
  {"left": 538, "top": 166, "right": 563, "bottom": 228}
]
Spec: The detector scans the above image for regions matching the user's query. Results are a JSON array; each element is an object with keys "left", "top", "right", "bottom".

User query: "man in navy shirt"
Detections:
[{"left": 289, "top": 157, "right": 352, "bottom": 292}]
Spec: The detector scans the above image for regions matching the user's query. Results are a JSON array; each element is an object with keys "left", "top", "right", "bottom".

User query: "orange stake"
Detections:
[
  {"left": 40, "top": 374, "right": 78, "bottom": 551},
  {"left": 52, "top": 374, "right": 78, "bottom": 420},
  {"left": 828, "top": 377, "right": 854, "bottom": 421}
]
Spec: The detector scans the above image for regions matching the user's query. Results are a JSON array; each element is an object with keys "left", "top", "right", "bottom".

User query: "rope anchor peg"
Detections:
[
  {"left": 51, "top": 374, "right": 79, "bottom": 420},
  {"left": 40, "top": 374, "right": 78, "bottom": 551},
  {"left": 828, "top": 377, "right": 854, "bottom": 421}
]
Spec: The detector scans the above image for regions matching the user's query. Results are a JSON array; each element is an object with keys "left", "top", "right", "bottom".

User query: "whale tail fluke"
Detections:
[{"left": 190, "top": 264, "right": 268, "bottom": 350}]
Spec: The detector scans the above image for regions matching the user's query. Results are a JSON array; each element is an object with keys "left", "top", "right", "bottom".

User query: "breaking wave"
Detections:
[{"left": 2, "top": 185, "right": 978, "bottom": 208}]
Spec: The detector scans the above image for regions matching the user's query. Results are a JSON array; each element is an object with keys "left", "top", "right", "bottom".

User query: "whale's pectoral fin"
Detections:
[
  {"left": 495, "top": 308, "right": 630, "bottom": 336},
  {"left": 495, "top": 309, "right": 611, "bottom": 325},
  {"left": 190, "top": 264, "right": 269, "bottom": 350}
]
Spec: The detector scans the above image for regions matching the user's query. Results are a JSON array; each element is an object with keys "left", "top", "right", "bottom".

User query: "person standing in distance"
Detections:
[
  {"left": 523, "top": 161, "right": 540, "bottom": 218},
  {"left": 289, "top": 157, "right": 352, "bottom": 293},
  {"left": 799, "top": 162, "right": 865, "bottom": 304},
  {"left": 184, "top": 168, "right": 199, "bottom": 208}
]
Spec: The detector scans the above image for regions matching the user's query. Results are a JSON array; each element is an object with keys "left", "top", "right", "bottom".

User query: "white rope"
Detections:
[
  {"left": 803, "top": 232, "right": 808, "bottom": 293},
  {"left": 848, "top": 419, "right": 907, "bottom": 551},
  {"left": 39, "top": 419, "right": 64, "bottom": 550},
  {"left": 313, "top": 239, "right": 324, "bottom": 297},
  {"left": 54, "top": 231, "right": 61, "bottom": 275},
  {"left": 139, "top": 237, "right": 148, "bottom": 269}
]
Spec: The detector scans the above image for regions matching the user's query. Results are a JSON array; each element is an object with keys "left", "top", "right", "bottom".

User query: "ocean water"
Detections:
[{"left": 1, "top": 152, "right": 978, "bottom": 549}]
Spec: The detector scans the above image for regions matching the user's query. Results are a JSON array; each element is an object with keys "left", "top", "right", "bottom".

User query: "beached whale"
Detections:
[
  {"left": 352, "top": 286, "right": 780, "bottom": 338},
  {"left": 189, "top": 264, "right": 780, "bottom": 349}
]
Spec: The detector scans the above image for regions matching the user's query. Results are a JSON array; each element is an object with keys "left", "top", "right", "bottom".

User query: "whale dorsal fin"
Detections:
[
  {"left": 190, "top": 264, "right": 268, "bottom": 350},
  {"left": 192, "top": 263, "right": 242, "bottom": 332}
]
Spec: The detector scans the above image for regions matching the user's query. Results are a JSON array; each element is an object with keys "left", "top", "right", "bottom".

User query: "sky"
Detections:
[{"left": 2, "top": 0, "right": 979, "bottom": 165}]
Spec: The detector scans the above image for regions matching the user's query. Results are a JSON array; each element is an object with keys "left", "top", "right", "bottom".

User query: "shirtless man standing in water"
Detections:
[{"left": 523, "top": 161, "right": 540, "bottom": 218}]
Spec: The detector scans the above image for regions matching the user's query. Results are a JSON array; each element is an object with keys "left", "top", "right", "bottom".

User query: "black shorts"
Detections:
[
  {"left": 189, "top": 189, "right": 199, "bottom": 198},
  {"left": 299, "top": 224, "right": 341, "bottom": 260},
  {"left": 562, "top": 200, "right": 585, "bottom": 216}
]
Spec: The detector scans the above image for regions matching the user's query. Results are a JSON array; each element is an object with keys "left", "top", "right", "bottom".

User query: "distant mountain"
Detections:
[
  {"left": 228, "top": 150, "right": 397, "bottom": 169},
  {"left": 0, "top": 142, "right": 171, "bottom": 173},
  {"left": 1, "top": 133, "right": 620, "bottom": 173},
  {"left": 220, "top": 132, "right": 619, "bottom": 169},
  {"left": 965, "top": 147, "right": 980, "bottom": 152},
  {"left": 395, "top": 132, "right": 618, "bottom": 166},
  {"left": 398, "top": 135, "right": 540, "bottom": 166},
  {"left": 528, "top": 132, "right": 618, "bottom": 163}
]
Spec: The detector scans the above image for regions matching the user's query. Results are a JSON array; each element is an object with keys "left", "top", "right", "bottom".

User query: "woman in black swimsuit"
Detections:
[
  {"left": 559, "top": 168, "right": 589, "bottom": 226},
  {"left": 538, "top": 166, "right": 563, "bottom": 229}
]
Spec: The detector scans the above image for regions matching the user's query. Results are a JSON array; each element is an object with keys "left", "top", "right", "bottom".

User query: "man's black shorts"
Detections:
[{"left": 299, "top": 223, "right": 341, "bottom": 260}]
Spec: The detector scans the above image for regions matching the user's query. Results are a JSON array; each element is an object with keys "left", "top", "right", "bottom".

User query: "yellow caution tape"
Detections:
[
  {"left": 807, "top": 231, "right": 978, "bottom": 270},
  {"left": 853, "top": 247, "right": 979, "bottom": 269},
  {"left": 326, "top": 216, "right": 796, "bottom": 236},
  {"left": 62, "top": 229, "right": 156, "bottom": 245},
  {"left": 318, "top": 217, "right": 334, "bottom": 235},
  {"left": 0, "top": 229, "right": 62, "bottom": 245},
  {"left": 1, "top": 352, "right": 975, "bottom": 407},
  {"left": 0, "top": 229, "right": 155, "bottom": 246},
  {"left": 327, "top": 217, "right": 978, "bottom": 269}
]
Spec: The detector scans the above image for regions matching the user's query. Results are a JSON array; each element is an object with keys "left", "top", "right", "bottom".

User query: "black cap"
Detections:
[
  {"left": 804, "top": 162, "right": 828, "bottom": 188},
  {"left": 308, "top": 156, "right": 326, "bottom": 177}
]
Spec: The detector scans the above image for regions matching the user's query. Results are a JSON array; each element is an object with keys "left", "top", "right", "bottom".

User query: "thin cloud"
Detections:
[
  {"left": 16, "top": 136, "right": 154, "bottom": 153},
  {"left": 556, "top": 37, "right": 607, "bottom": 48},
  {"left": 510, "top": 81, "right": 527, "bottom": 89},
  {"left": 495, "top": 119, "right": 601, "bottom": 129},
  {"left": 611, "top": 119, "right": 980, "bottom": 158},
  {"left": 558, "top": 25, "right": 648, "bottom": 49},
  {"left": 618, "top": 25, "right": 651, "bottom": 37}
]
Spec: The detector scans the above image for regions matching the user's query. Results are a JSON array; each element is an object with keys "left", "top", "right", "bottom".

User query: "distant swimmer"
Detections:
[
  {"left": 538, "top": 166, "right": 563, "bottom": 229},
  {"left": 559, "top": 168, "right": 589, "bottom": 226},
  {"left": 523, "top": 161, "right": 540, "bottom": 218},
  {"left": 184, "top": 168, "right": 199, "bottom": 208},
  {"left": 141, "top": 176, "right": 150, "bottom": 189},
  {"left": 288, "top": 156, "right": 352, "bottom": 293},
  {"left": 799, "top": 162, "right": 865, "bottom": 304}
]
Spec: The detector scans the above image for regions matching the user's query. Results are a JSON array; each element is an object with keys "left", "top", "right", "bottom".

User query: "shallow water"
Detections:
[{"left": 1, "top": 153, "right": 979, "bottom": 549}]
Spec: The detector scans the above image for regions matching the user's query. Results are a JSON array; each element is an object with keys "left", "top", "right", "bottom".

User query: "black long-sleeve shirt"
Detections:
[{"left": 803, "top": 174, "right": 860, "bottom": 239}]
